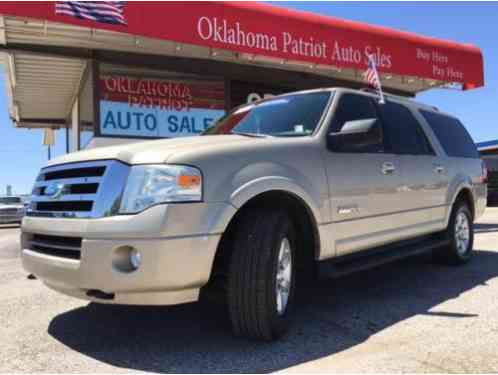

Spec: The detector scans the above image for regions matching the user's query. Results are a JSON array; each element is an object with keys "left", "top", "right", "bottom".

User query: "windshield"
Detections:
[
  {"left": 203, "top": 91, "right": 332, "bottom": 137},
  {"left": 0, "top": 197, "right": 21, "bottom": 205}
]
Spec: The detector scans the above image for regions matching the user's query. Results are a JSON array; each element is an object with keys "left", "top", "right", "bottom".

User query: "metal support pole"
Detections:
[{"left": 65, "top": 125, "right": 69, "bottom": 154}]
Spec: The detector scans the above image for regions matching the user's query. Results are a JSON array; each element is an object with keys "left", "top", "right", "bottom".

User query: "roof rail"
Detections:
[
  {"left": 359, "top": 87, "right": 438, "bottom": 111},
  {"left": 360, "top": 87, "right": 407, "bottom": 99}
]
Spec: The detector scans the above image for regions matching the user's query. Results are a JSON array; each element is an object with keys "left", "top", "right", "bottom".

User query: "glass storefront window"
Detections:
[{"left": 98, "top": 63, "right": 225, "bottom": 139}]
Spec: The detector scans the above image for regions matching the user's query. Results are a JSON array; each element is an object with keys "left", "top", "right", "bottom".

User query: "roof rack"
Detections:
[
  {"left": 360, "top": 87, "right": 407, "bottom": 99},
  {"left": 359, "top": 87, "right": 439, "bottom": 111}
]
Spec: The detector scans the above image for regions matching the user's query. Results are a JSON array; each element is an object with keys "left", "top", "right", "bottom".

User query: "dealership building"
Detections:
[
  {"left": 0, "top": 2, "right": 485, "bottom": 152},
  {"left": 477, "top": 140, "right": 498, "bottom": 156}
]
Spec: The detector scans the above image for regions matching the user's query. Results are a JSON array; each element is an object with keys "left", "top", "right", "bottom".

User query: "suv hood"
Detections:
[{"left": 46, "top": 135, "right": 257, "bottom": 167}]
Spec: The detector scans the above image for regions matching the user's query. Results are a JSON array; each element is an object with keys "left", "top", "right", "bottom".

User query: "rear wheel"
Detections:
[
  {"left": 227, "top": 208, "right": 296, "bottom": 341},
  {"left": 434, "top": 201, "right": 474, "bottom": 265}
]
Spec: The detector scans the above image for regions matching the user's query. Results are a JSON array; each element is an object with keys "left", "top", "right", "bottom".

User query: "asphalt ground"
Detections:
[{"left": 1, "top": 209, "right": 498, "bottom": 373}]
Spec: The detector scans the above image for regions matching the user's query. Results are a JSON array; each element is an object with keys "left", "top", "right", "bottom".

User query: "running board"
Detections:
[{"left": 319, "top": 236, "right": 449, "bottom": 279}]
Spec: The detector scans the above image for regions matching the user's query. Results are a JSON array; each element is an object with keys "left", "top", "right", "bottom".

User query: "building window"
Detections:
[{"left": 98, "top": 63, "right": 225, "bottom": 139}]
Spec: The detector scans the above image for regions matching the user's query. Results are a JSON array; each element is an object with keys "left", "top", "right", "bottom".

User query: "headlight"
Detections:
[{"left": 119, "top": 165, "right": 202, "bottom": 214}]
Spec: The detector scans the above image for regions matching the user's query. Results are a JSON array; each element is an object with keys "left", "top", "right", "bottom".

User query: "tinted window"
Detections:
[
  {"left": 421, "top": 110, "right": 479, "bottom": 158},
  {"left": 329, "top": 94, "right": 384, "bottom": 153},
  {"left": 484, "top": 158, "right": 498, "bottom": 171},
  {"left": 379, "top": 101, "right": 434, "bottom": 155},
  {"left": 203, "top": 92, "right": 331, "bottom": 137},
  {"left": 330, "top": 94, "right": 378, "bottom": 132}
]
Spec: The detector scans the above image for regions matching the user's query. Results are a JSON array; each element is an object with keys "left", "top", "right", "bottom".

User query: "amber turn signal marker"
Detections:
[{"left": 177, "top": 174, "right": 201, "bottom": 188}]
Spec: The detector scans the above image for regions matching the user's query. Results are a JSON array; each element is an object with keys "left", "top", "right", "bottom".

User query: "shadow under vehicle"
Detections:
[{"left": 48, "top": 239, "right": 498, "bottom": 373}]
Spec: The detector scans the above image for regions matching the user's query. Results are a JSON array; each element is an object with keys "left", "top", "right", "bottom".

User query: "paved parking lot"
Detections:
[{"left": 1, "top": 208, "right": 498, "bottom": 373}]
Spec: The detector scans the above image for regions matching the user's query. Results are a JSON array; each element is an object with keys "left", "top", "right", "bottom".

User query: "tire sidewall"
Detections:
[
  {"left": 449, "top": 204, "right": 474, "bottom": 262},
  {"left": 265, "top": 213, "right": 296, "bottom": 338}
]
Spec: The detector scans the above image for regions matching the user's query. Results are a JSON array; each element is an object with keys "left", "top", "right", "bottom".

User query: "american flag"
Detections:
[
  {"left": 363, "top": 54, "right": 385, "bottom": 103},
  {"left": 364, "top": 54, "right": 381, "bottom": 89},
  {"left": 55, "top": 2, "right": 127, "bottom": 25}
]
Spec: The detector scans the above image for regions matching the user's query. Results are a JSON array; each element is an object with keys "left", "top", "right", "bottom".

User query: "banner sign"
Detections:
[
  {"left": 0, "top": 2, "right": 484, "bottom": 89},
  {"left": 99, "top": 75, "right": 225, "bottom": 138}
]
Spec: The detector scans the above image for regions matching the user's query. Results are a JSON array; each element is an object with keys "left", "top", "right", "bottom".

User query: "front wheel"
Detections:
[
  {"left": 227, "top": 208, "right": 296, "bottom": 341},
  {"left": 434, "top": 201, "right": 474, "bottom": 265}
]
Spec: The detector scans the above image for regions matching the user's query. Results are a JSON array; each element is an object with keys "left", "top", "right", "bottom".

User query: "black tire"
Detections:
[
  {"left": 433, "top": 200, "right": 474, "bottom": 265},
  {"left": 227, "top": 208, "right": 296, "bottom": 341}
]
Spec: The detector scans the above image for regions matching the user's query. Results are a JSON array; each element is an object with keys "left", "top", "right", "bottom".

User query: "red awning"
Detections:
[{"left": 0, "top": 1, "right": 484, "bottom": 89}]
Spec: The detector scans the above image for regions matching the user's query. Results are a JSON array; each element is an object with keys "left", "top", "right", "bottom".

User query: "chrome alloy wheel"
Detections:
[
  {"left": 455, "top": 211, "right": 470, "bottom": 255},
  {"left": 276, "top": 237, "right": 292, "bottom": 316}
]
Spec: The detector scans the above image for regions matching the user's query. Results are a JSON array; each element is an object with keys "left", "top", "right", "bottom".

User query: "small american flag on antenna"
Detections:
[
  {"left": 363, "top": 54, "right": 385, "bottom": 103},
  {"left": 55, "top": 2, "right": 127, "bottom": 25},
  {"left": 364, "top": 55, "right": 381, "bottom": 89}
]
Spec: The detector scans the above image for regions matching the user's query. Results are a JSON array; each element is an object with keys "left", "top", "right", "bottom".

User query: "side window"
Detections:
[
  {"left": 420, "top": 110, "right": 479, "bottom": 158},
  {"left": 329, "top": 94, "right": 384, "bottom": 153},
  {"left": 379, "top": 101, "right": 434, "bottom": 155}
]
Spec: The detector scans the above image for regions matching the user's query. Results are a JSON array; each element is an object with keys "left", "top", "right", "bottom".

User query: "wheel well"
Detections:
[
  {"left": 454, "top": 188, "right": 475, "bottom": 220},
  {"left": 207, "top": 190, "right": 320, "bottom": 291}
]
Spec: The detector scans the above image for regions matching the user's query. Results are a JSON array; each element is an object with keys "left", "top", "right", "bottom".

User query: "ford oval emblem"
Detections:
[{"left": 45, "top": 182, "right": 66, "bottom": 200}]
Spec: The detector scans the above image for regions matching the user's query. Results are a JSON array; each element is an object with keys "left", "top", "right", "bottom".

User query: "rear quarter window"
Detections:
[{"left": 420, "top": 110, "right": 479, "bottom": 158}]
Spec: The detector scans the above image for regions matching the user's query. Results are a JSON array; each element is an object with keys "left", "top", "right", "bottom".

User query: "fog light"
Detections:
[
  {"left": 130, "top": 248, "right": 142, "bottom": 270},
  {"left": 112, "top": 246, "right": 142, "bottom": 273}
]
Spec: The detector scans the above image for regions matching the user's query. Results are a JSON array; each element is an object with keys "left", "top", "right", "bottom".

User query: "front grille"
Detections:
[
  {"left": 43, "top": 166, "right": 106, "bottom": 181},
  {"left": 68, "top": 183, "right": 99, "bottom": 195},
  {"left": 0, "top": 208, "right": 18, "bottom": 215},
  {"left": 28, "top": 160, "right": 130, "bottom": 219},
  {"left": 25, "top": 233, "right": 82, "bottom": 260},
  {"left": 36, "top": 201, "right": 93, "bottom": 212},
  {"left": 36, "top": 183, "right": 99, "bottom": 196}
]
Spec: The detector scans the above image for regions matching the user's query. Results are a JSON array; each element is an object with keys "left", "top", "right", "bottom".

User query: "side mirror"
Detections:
[
  {"left": 327, "top": 118, "right": 382, "bottom": 152},
  {"left": 340, "top": 118, "right": 378, "bottom": 134}
]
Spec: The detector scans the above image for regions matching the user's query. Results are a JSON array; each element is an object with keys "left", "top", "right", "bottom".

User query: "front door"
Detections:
[{"left": 323, "top": 93, "right": 403, "bottom": 257}]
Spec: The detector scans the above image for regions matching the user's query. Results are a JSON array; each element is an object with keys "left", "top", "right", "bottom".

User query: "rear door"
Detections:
[{"left": 378, "top": 100, "right": 446, "bottom": 236}]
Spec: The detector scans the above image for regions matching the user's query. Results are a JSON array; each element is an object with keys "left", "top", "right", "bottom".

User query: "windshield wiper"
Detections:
[{"left": 230, "top": 131, "right": 271, "bottom": 138}]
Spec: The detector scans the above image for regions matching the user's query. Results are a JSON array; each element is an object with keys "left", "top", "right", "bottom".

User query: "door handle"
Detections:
[
  {"left": 433, "top": 164, "right": 445, "bottom": 174},
  {"left": 382, "top": 162, "right": 396, "bottom": 175}
]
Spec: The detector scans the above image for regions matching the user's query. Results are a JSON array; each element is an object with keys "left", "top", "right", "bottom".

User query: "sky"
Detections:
[{"left": 0, "top": 1, "right": 497, "bottom": 194}]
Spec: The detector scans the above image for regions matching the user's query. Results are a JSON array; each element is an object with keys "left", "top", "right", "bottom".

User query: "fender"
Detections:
[
  {"left": 227, "top": 175, "right": 331, "bottom": 260},
  {"left": 205, "top": 160, "right": 331, "bottom": 258},
  {"left": 444, "top": 173, "right": 475, "bottom": 227},
  {"left": 229, "top": 175, "right": 323, "bottom": 222}
]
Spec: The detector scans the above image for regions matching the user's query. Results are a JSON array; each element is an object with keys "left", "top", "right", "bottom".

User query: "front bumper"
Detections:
[
  {"left": 22, "top": 234, "right": 221, "bottom": 305},
  {"left": 21, "top": 202, "right": 236, "bottom": 305}
]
